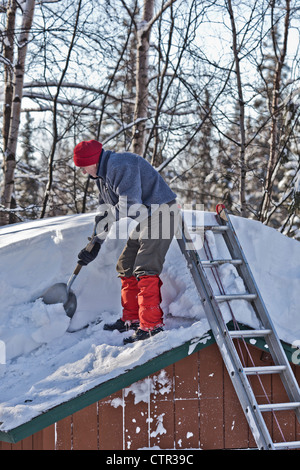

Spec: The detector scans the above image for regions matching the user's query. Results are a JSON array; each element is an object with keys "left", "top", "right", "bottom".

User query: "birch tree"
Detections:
[
  {"left": 40, "top": 0, "right": 82, "bottom": 218},
  {"left": 131, "top": 0, "right": 178, "bottom": 157},
  {"left": 226, "top": 0, "right": 247, "bottom": 216},
  {"left": 0, "top": 0, "right": 35, "bottom": 225},
  {"left": 2, "top": 0, "right": 16, "bottom": 153},
  {"left": 259, "top": 0, "right": 291, "bottom": 222},
  {"left": 130, "top": 0, "right": 155, "bottom": 156}
]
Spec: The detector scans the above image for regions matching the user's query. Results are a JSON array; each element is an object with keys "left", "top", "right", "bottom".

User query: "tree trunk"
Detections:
[
  {"left": 226, "top": 0, "right": 247, "bottom": 216},
  {"left": 131, "top": 0, "right": 155, "bottom": 157},
  {"left": 2, "top": 0, "right": 16, "bottom": 152},
  {"left": 40, "top": 0, "right": 82, "bottom": 219},
  {"left": 260, "top": 0, "right": 290, "bottom": 222},
  {"left": 0, "top": 0, "right": 36, "bottom": 225}
]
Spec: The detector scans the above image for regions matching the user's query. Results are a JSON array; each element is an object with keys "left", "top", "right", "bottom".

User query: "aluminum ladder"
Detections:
[{"left": 176, "top": 204, "right": 300, "bottom": 450}]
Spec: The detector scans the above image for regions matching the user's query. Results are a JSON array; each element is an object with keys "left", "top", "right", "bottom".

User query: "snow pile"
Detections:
[{"left": 0, "top": 211, "right": 299, "bottom": 431}]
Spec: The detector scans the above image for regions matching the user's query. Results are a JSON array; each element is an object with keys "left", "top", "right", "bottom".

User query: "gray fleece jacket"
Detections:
[{"left": 95, "top": 149, "right": 177, "bottom": 223}]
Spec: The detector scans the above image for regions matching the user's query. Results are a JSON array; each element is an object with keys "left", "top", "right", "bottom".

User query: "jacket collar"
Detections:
[{"left": 96, "top": 148, "right": 111, "bottom": 180}]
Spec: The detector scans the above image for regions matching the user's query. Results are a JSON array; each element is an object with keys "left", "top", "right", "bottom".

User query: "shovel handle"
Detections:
[
  {"left": 73, "top": 237, "right": 97, "bottom": 276},
  {"left": 85, "top": 237, "right": 97, "bottom": 253},
  {"left": 67, "top": 228, "right": 99, "bottom": 294},
  {"left": 73, "top": 263, "right": 83, "bottom": 276}
]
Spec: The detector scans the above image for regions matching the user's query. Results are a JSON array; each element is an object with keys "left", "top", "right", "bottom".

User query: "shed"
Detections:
[
  {"left": 0, "top": 211, "right": 299, "bottom": 451},
  {"left": 1, "top": 322, "right": 299, "bottom": 451}
]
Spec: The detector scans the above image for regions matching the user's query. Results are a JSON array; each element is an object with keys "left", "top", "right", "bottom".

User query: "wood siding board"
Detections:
[
  {"left": 271, "top": 372, "right": 296, "bottom": 444},
  {"left": 223, "top": 340, "right": 250, "bottom": 450},
  {"left": 199, "top": 343, "right": 224, "bottom": 449},
  {"left": 247, "top": 346, "right": 272, "bottom": 447},
  {"left": 223, "top": 372, "right": 250, "bottom": 449},
  {"left": 150, "top": 399, "right": 175, "bottom": 450},
  {"left": 0, "top": 441, "right": 13, "bottom": 450},
  {"left": 149, "top": 366, "right": 175, "bottom": 449},
  {"left": 174, "top": 353, "right": 199, "bottom": 400},
  {"left": 41, "top": 425, "right": 56, "bottom": 450},
  {"left": 72, "top": 403, "right": 98, "bottom": 450},
  {"left": 199, "top": 395, "right": 223, "bottom": 449},
  {"left": 32, "top": 429, "right": 44, "bottom": 450},
  {"left": 174, "top": 399, "right": 200, "bottom": 449},
  {"left": 55, "top": 415, "right": 72, "bottom": 450},
  {"left": 98, "top": 390, "right": 123, "bottom": 450},
  {"left": 124, "top": 387, "right": 149, "bottom": 450},
  {"left": 173, "top": 353, "right": 200, "bottom": 449}
]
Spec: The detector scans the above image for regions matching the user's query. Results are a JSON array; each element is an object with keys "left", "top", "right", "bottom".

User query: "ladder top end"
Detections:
[
  {"left": 216, "top": 203, "right": 228, "bottom": 221},
  {"left": 216, "top": 203, "right": 226, "bottom": 214}
]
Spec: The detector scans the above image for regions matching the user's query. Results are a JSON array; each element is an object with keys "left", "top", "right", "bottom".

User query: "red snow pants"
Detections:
[
  {"left": 137, "top": 275, "right": 164, "bottom": 331},
  {"left": 120, "top": 275, "right": 139, "bottom": 323},
  {"left": 121, "top": 275, "right": 164, "bottom": 331}
]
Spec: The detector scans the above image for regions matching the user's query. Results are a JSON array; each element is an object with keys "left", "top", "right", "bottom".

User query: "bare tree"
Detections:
[
  {"left": 0, "top": 0, "right": 36, "bottom": 225},
  {"left": 130, "top": 0, "right": 155, "bottom": 156},
  {"left": 226, "top": 0, "right": 247, "bottom": 216},
  {"left": 131, "top": 0, "right": 178, "bottom": 156},
  {"left": 2, "top": 0, "right": 16, "bottom": 152},
  {"left": 259, "top": 0, "right": 291, "bottom": 222},
  {"left": 40, "top": 0, "right": 82, "bottom": 218}
]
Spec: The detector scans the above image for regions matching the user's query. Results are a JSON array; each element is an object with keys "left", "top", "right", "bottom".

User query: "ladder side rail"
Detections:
[
  {"left": 177, "top": 221, "right": 275, "bottom": 450},
  {"left": 216, "top": 211, "right": 277, "bottom": 330},
  {"left": 217, "top": 210, "right": 300, "bottom": 410}
]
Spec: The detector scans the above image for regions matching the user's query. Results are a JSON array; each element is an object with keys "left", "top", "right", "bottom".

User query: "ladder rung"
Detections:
[
  {"left": 273, "top": 441, "right": 300, "bottom": 450},
  {"left": 202, "top": 259, "right": 243, "bottom": 267},
  {"left": 215, "top": 293, "right": 257, "bottom": 302},
  {"left": 229, "top": 329, "right": 272, "bottom": 338},
  {"left": 259, "top": 402, "right": 300, "bottom": 412},
  {"left": 189, "top": 225, "right": 229, "bottom": 233},
  {"left": 204, "top": 225, "right": 228, "bottom": 232},
  {"left": 243, "top": 365, "right": 286, "bottom": 375}
]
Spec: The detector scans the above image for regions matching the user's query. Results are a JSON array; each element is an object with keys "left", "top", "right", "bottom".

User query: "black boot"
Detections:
[
  {"left": 123, "top": 326, "right": 164, "bottom": 344},
  {"left": 104, "top": 318, "right": 139, "bottom": 333}
]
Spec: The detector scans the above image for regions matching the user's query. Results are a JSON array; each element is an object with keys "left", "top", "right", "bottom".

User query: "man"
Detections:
[{"left": 73, "top": 140, "right": 179, "bottom": 344}]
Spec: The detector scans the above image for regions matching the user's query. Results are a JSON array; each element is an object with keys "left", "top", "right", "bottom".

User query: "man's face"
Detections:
[{"left": 80, "top": 164, "right": 98, "bottom": 178}]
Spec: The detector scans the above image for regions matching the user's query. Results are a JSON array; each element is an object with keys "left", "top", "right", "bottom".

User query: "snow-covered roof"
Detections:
[{"left": 0, "top": 211, "right": 299, "bottom": 443}]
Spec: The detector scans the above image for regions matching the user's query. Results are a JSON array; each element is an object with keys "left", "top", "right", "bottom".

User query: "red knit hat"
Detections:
[{"left": 73, "top": 140, "right": 103, "bottom": 167}]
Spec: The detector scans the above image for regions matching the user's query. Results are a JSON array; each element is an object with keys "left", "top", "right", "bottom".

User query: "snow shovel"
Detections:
[{"left": 41, "top": 231, "right": 98, "bottom": 319}]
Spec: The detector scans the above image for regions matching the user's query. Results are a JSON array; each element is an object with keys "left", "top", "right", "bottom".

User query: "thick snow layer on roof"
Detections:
[{"left": 0, "top": 211, "right": 299, "bottom": 431}]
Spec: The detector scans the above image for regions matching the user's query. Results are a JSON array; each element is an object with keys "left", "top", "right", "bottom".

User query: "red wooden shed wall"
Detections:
[{"left": 1, "top": 342, "right": 300, "bottom": 450}]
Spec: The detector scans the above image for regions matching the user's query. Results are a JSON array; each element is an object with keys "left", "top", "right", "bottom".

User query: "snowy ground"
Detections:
[{"left": 0, "top": 210, "right": 299, "bottom": 433}]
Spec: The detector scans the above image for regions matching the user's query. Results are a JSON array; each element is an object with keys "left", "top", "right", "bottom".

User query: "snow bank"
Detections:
[{"left": 0, "top": 211, "right": 299, "bottom": 431}]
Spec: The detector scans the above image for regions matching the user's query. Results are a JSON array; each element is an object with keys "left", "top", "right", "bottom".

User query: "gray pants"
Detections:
[{"left": 116, "top": 201, "right": 180, "bottom": 278}]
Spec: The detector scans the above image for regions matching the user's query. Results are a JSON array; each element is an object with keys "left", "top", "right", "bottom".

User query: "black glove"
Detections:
[{"left": 78, "top": 241, "right": 101, "bottom": 266}]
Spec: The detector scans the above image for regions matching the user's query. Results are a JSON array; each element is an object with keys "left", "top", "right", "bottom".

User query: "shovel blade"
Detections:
[{"left": 41, "top": 282, "right": 77, "bottom": 318}]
